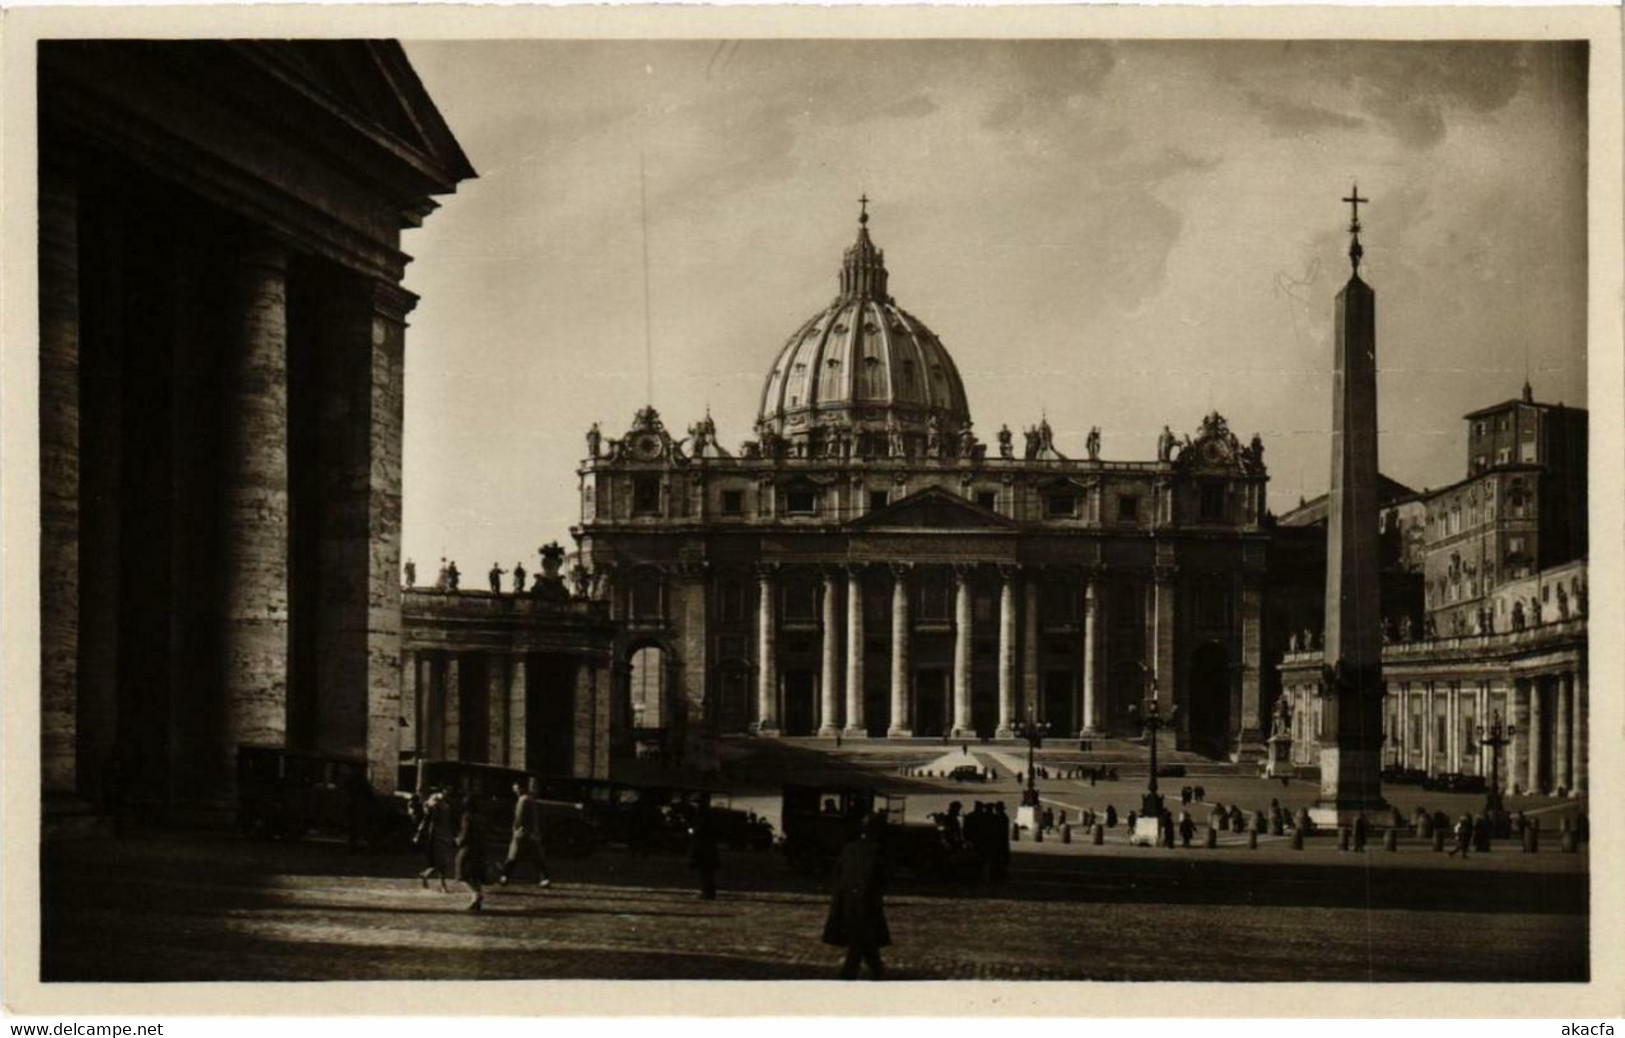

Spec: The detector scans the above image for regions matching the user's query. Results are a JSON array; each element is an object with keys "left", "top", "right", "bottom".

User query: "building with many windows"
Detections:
[
  {"left": 1279, "top": 384, "right": 1587, "bottom": 796},
  {"left": 572, "top": 209, "right": 1272, "bottom": 764}
]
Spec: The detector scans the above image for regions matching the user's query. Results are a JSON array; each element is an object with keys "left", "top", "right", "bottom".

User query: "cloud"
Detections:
[{"left": 1246, "top": 92, "right": 1366, "bottom": 137}]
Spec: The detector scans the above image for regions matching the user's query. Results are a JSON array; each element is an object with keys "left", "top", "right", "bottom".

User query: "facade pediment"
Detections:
[{"left": 850, "top": 486, "right": 1015, "bottom": 530}]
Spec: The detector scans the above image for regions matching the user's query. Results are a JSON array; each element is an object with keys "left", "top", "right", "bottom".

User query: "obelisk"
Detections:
[{"left": 1312, "top": 186, "right": 1390, "bottom": 825}]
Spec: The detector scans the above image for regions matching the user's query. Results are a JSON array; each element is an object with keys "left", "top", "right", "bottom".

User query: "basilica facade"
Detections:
[{"left": 573, "top": 210, "right": 1271, "bottom": 762}]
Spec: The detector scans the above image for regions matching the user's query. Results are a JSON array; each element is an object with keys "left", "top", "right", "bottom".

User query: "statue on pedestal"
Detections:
[
  {"left": 1086, "top": 426, "right": 1101, "bottom": 460},
  {"left": 403, "top": 558, "right": 416, "bottom": 588},
  {"left": 926, "top": 413, "right": 943, "bottom": 458},
  {"left": 998, "top": 424, "right": 1013, "bottom": 459},
  {"left": 586, "top": 422, "right": 602, "bottom": 459},
  {"left": 1157, "top": 425, "right": 1175, "bottom": 462}
]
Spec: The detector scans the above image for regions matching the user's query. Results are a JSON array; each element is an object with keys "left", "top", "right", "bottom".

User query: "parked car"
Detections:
[
  {"left": 949, "top": 764, "right": 987, "bottom": 783},
  {"left": 779, "top": 782, "right": 979, "bottom": 881},
  {"left": 238, "top": 745, "right": 410, "bottom": 848}
]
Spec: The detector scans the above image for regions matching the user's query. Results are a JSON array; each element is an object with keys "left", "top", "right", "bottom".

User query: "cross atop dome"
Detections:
[
  {"left": 841, "top": 196, "right": 888, "bottom": 301},
  {"left": 859, "top": 192, "right": 870, "bottom": 225}
]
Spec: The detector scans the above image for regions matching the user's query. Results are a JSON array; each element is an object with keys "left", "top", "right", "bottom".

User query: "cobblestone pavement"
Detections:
[{"left": 42, "top": 825, "right": 1587, "bottom": 983}]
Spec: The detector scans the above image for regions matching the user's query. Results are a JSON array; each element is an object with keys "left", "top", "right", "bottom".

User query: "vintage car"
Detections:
[
  {"left": 406, "top": 760, "right": 598, "bottom": 858},
  {"left": 237, "top": 745, "right": 410, "bottom": 848},
  {"left": 949, "top": 764, "right": 987, "bottom": 783},
  {"left": 779, "top": 782, "right": 980, "bottom": 881}
]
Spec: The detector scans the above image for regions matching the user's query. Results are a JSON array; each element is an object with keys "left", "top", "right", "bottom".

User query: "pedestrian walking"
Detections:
[
  {"left": 454, "top": 792, "right": 489, "bottom": 910},
  {"left": 690, "top": 806, "right": 721, "bottom": 900},
  {"left": 416, "top": 790, "right": 453, "bottom": 892},
  {"left": 824, "top": 813, "right": 891, "bottom": 980},
  {"left": 499, "top": 780, "right": 552, "bottom": 888},
  {"left": 1105, "top": 804, "right": 1118, "bottom": 829},
  {"left": 1449, "top": 812, "right": 1472, "bottom": 859},
  {"left": 1179, "top": 812, "right": 1195, "bottom": 847}
]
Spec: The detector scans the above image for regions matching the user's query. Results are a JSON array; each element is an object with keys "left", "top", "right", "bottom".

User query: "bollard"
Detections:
[
  {"left": 1338, "top": 827, "right": 1351, "bottom": 852},
  {"left": 1432, "top": 829, "right": 1445, "bottom": 853},
  {"left": 1092, "top": 823, "right": 1104, "bottom": 845},
  {"left": 1247, "top": 830, "right": 1258, "bottom": 850},
  {"left": 1561, "top": 830, "right": 1578, "bottom": 853},
  {"left": 1204, "top": 827, "right": 1218, "bottom": 849},
  {"left": 1061, "top": 823, "right": 1072, "bottom": 844},
  {"left": 1291, "top": 829, "right": 1304, "bottom": 851},
  {"left": 1384, "top": 829, "right": 1398, "bottom": 852}
]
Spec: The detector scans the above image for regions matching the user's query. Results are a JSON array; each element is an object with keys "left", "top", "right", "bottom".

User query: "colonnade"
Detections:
[{"left": 753, "top": 563, "right": 1107, "bottom": 738}]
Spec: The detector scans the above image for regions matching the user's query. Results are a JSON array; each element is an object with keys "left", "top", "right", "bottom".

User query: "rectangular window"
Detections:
[
  {"left": 976, "top": 490, "right": 998, "bottom": 511},
  {"left": 1520, "top": 442, "right": 1538, "bottom": 462},
  {"left": 632, "top": 575, "right": 662, "bottom": 619},
  {"left": 720, "top": 489, "right": 745, "bottom": 516},
  {"left": 869, "top": 490, "right": 889, "bottom": 512},
  {"left": 783, "top": 582, "right": 817, "bottom": 622},
  {"left": 918, "top": 578, "right": 951, "bottom": 621},
  {"left": 784, "top": 489, "right": 818, "bottom": 515},
  {"left": 1042, "top": 583, "right": 1079, "bottom": 622},
  {"left": 974, "top": 593, "right": 995, "bottom": 624},
  {"left": 1117, "top": 495, "right": 1140, "bottom": 521},
  {"left": 1047, "top": 493, "right": 1078, "bottom": 518},
  {"left": 1199, "top": 482, "right": 1226, "bottom": 521},
  {"left": 1495, "top": 447, "right": 1511, "bottom": 465},
  {"left": 632, "top": 477, "right": 662, "bottom": 516}
]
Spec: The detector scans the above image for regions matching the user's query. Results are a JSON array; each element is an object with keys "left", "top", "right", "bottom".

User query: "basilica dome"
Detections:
[{"left": 756, "top": 206, "right": 971, "bottom": 446}]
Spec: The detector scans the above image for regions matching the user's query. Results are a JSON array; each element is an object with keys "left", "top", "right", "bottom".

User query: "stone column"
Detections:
[
  {"left": 1555, "top": 671, "right": 1572, "bottom": 793},
  {"left": 1081, "top": 574, "right": 1099, "bottom": 735},
  {"left": 755, "top": 565, "right": 780, "bottom": 735},
  {"left": 1447, "top": 685, "right": 1458, "bottom": 772},
  {"left": 1478, "top": 684, "right": 1490, "bottom": 776},
  {"left": 508, "top": 652, "right": 529, "bottom": 770},
  {"left": 1527, "top": 676, "right": 1545, "bottom": 794},
  {"left": 400, "top": 649, "right": 418, "bottom": 758},
  {"left": 1572, "top": 668, "right": 1587, "bottom": 795},
  {"left": 844, "top": 566, "right": 867, "bottom": 737},
  {"left": 488, "top": 653, "right": 510, "bottom": 765},
  {"left": 819, "top": 570, "right": 842, "bottom": 736},
  {"left": 444, "top": 654, "right": 462, "bottom": 760},
  {"left": 1506, "top": 680, "right": 1524, "bottom": 794},
  {"left": 1237, "top": 572, "right": 1264, "bottom": 752},
  {"left": 996, "top": 567, "right": 1018, "bottom": 738},
  {"left": 1153, "top": 564, "right": 1177, "bottom": 716},
  {"left": 887, "top": 564, "right": 913, "bottom": 738},
  {"left": 951, "top": 566, "right": 974, "bottom": 738},
  {"left": 39, "top": 166, "right": 81, "bottom": 797},
  {"left": 1422, "top": 683, "right": 1434, "bottom": 774},
  {"left": 220, "top": 241, "right": 291, "bottom": 782},
  {"left": 1022, "top": 572, "right": 1040, "bottom": 721}
]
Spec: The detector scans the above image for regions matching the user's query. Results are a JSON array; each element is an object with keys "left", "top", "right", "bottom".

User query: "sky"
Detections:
[{"left": 396, "top": 39, "right": 1588, "bottom": 575}]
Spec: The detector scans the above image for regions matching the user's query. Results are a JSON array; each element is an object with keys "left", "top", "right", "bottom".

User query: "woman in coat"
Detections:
[
  {"left": 823, "top": 812, "right": 891, "bottom": 980},
  {"left": 415, "top": 790, "right": 453, "bottom": 892},
  {"left": 454, "top": 791, "right": 489, "bottom": 911}
]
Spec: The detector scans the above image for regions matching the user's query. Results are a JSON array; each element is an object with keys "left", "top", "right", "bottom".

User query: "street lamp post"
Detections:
[
  {"left": 1014, "top": 709, "right": 1048, "bottom": 808},
  {"left": 1128, "top": 669, "right": 1178, "bottom": 820},
  {"left": 1475, "top": 710, "right": 1515, "bottom": 815}
]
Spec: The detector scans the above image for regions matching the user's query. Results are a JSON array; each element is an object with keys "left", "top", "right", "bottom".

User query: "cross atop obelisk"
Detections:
[{"left": 1342, "top": 184, "right": 1368, "bottom": 273}]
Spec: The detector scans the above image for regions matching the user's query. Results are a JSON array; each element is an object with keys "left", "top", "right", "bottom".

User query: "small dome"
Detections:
[{"left": 756, "top": 205, "right": 971, "bottom": 443}]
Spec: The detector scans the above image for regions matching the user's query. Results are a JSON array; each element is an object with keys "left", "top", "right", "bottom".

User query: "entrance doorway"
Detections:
[
  {"left": 783, "top": 670, "right": 817, "bottom": 735},
  {"left": 915, "top": 669, "right": 948, "bottom": 737},
  {"left": 1043, "top": 671, "right": 1075, "bottom": 735},
  {"left": 1188, "top": 643, "right": 1232, "bottom": 759},
  {"left": 525, "top": 653, "right": 577, "bottom": 776}
]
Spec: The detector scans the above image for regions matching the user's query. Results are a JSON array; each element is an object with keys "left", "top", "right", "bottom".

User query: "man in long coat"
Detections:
[
  {"left": 823, "top": 813, "right": 892, "bottom": 980},
  {"left": 689, "top": 806, "right": 721, "bottom": 900},
  {"left": 455, "top": 791, "right": 489, "bottom": 911},
  {"left": 499, "top": 780, "right": 552, "bottom": 888},
  {"left": 416, "top": 790, "right": 453, "bottom": 892}
]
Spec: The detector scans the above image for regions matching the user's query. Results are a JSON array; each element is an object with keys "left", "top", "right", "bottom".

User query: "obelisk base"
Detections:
[{"left": 1309, "top": 744, "right": 1389, "bottom": 827}]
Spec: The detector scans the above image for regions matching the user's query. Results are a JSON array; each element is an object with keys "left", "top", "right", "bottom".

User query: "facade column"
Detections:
[
  {"left": 1396, "top": 684, "right": 1408, "bottom": 765},
  {"left": 844, "top": 566, "right": 867, "bottom": 737},
  {"left": 1081, "top": 575, "right": 1099, "bottom": 735},
  {"left": 887, "top": 564, "right": 913, "bottom": 738},
  {"left": 1572, "top": 668, "right": 1587, "bottom": 795},
  {"left": 400, "top": 649, "right": 418, "bottom": 758},
  {"left": 1021, "top": 572, "right": 1041, "bottom": 721},
  {"left": 951, "top": 566, "right": 974, "bottom": 738},
  {"left": 755, "top": 564, "right": 780, "bottom": 735},
  {"left": 1506, "top": 680, "right": 1524, "bottom": 794},
  {"left": 1555, "top": 671, "right": 1572, "bottom": 793},
  {"left": 1477, "top": 684, "right": 1489, "bottom": 776},
  {"left": 444, "top": 654, "right": 462, "bottom": 760},
  {"left": 488, "top": 653, "right": 510, "bottom": 765},
  {"left": 1153, "top": 563, "right": 1177, "bottom": 719},
  {"left": 996, "top": 567, "right": 1018, "bottom": 738},
  {"left": 39, "top": 165, "right": 81, "bottom": 797},
  {"left": 1237, "top": 571, "right": 1265, "bottom": 753},
  {"left": 508, "top": 652, "right": 528, "bottom": 770},
  {"left": 1422, "top": 683, "right": 1435, "bottom": 775},
  {"left": 819, "top": 570, "right": 842, "bottom": 736},
  {"left": 220, "top": 241, "right": 291, "bottom": 785},
  {"left": 1527, "top": 675, "right": 1546, "bottom": 794},
  {"left": 1447, "top": 684, "right": 1460, "bottom": 772}
]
